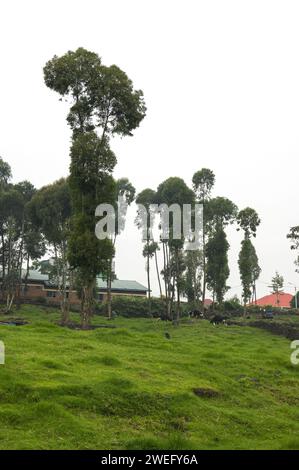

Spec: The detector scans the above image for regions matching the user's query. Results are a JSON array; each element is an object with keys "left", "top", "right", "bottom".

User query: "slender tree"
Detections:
[
  {"left": 205, "top": 197, "right": 237, "bottom": 307},
  {"left": 135, "top": 188, "right": 156, "bottom": 316},
  {"left": 237, "top": 208, "right": 261, "bottom": 312},
  {"left": 206, "top": 228, "right": 230, "bottom": 305},
  {"left": 44, "top": 48, "right": 146, "bottom": 328},
  {"left": 287, "top": 226, "right": 299, "bottom": 274},
  {"left": 105, "top": 177, "right": 136, "bottom": 318},
  {"left": 270, "top": 271, "right": 284, "bottom": 308},
  {"left": 192, "top": 169, "right": 215, "bottom": 310},
  {"left": 183, "top": 249, "right": 202, "bottom": 305},
  {"left": 0, "top": 157, "right": 12, "bottom": 189},
  {"left": 28, "top": 179, "right": 71, "bottom": 324},
  {"left": 0, "top": 188, "right": 24, "bottom": 311},
  {"left": 155, "top": 177, "right": 194, "bottom": 322}
]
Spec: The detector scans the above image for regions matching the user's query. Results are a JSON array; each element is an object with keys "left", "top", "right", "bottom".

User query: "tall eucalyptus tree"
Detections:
[{"left": 44, "top": 48, "right": 146, "bottom": 327}]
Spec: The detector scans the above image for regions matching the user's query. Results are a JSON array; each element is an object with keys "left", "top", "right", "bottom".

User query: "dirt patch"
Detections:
[{"left": 193, "top": 388, "right": 220, "bottom": 398}]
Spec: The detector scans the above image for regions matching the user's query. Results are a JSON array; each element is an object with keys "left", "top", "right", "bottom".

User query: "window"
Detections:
[
  {"left": 98, "top": 293, "right": 104, "bottom": 302},
  {"left": 46, "top": 291, "right": 56, "bottom": 298}
]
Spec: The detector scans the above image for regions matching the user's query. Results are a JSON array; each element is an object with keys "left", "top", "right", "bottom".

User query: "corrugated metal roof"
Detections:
[
  {"left": 12, "top": 268, "right": 147, "bottom": 292},
  {"left": 97, "top": 277, "right": 147, "bottom": 292},
  {"left": 0, "top": 269, "right": 49, "bottom": 282},
  {"left": 25, "top": 269, "right": 49, "bottom": 282}
]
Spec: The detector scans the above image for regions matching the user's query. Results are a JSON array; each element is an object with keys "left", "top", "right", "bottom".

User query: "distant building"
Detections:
[
  {"left": 1, "top": 269, "right": 147, "bottom": 307},
  {"left": 249, "top": 292, "right": 293, "bottom": 309},
  {"left": 204, "top": 299, "right": 213, "bottom": 308}
]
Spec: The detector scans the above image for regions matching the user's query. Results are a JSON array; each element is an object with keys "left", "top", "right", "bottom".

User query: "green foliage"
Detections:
[
  {"left": 68, "top": 215, "right": 114, "bottom": 283},
  {"left": 237, "top": 207, "right": 261, "bottom": 238},
  {"left": 287, "top": 226, "right": 299, "bottom": 274},
  {"left": 28, "top": 178, "right": 71, "bottom": 322},
  {"left": 207, "top": 197, "right": 238, "bottom": 230},
  {"left": 44, "top": 47, "right": 146, "bottom": 137},
  {"left": 238, "top": 239, "right": 260, "bottom": 305},
  {"left": 28, "top": 178, "right": 71, "bottom": 246},
  {"left": 223, "top": 296, "right": 242, "bottom": 312},
  {"left": 192, "top": 168, "right": 215, "bottom": 202},
  {"left": 97, "top": 295, "right": 162, "bottom": 318},
  {"left": 69, "top": 133, "right": 116, "bottom": 203},
  {"left": 44, "top": 48, "right": 146, "bottom": 326},
  {"left": 0, "top": 156, "right": 12, "bottom": 188},
  {"left": 116, "top": 178, "right": 136, "bottom": 205},
  {"left": 237, "top": 207, "right": 261, "bottom": 307},
  {"left": 135, "top": 188, "right": 156, "bottom": 236},
  {"left": 96, "top": 296, "right": 190, "bottom": 318},
  {"left": 0, "top": 158, "right": 44, "bottom": 311},
  {"left": 271, "top": 271, "right": 284, "bottom": 295},
  {"left": 206, "top": 229, "right": 230, "bottom": 303},
  {"left": 136, "top": 188, "right": 156, "bottom": 208},
  {"left": 155, "top": 177, "right": 195, "bottom": 208},
  {"left": 182, "top": 250, "right": 202, "bottom": 303},
  {"left": 290, "top": 292, "right": 299, "bottom": 309}
]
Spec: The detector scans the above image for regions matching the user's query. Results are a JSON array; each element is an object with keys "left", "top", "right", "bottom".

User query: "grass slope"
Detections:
[{"left": 0, "top": 306, "right": 299, "bottom": 450}]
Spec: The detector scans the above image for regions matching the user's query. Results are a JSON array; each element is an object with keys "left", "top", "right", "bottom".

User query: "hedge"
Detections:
[{"left": 96, "top": 296, "right": 191, "bottom": 318}]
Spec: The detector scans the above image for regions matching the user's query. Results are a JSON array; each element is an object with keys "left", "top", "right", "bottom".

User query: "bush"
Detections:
[
  {"left": 223, "top": 296, "right": 242, "bottom": 313},
  {"left": 96, "top": 296, "right": 191, "bottom": 318}
]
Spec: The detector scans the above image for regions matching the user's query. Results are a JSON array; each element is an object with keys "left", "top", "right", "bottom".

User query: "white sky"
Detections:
[{"left": 0, "top": 0, "right": 298, "bottom": 299}]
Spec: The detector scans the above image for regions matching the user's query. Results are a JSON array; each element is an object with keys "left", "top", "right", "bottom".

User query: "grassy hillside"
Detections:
[{"left": 0, "top": 306, "right": 299, "bottom": 450}]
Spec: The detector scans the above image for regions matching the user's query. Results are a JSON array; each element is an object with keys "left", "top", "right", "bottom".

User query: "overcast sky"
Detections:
[{"left": 1, "top": 0, "right": 299, "bottom": 299}]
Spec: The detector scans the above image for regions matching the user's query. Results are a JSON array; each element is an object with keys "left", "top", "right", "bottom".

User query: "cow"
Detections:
[
  {"left": 189, "top": 309, "right": 205, "bottom": 319},
  {"left": 210, "top": 315, "right": 228, "bottom": 326}
]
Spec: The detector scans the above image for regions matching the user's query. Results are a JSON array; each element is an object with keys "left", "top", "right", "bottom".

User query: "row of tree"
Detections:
[
  {"left": 0, "top": 47, "right": 264, "bottom": 327},
  {"left": 0, "top": 158, "right": 46, "bottom": 311},
  {"left": 135, "top": 169, "right": 262, "bottom": 320}
]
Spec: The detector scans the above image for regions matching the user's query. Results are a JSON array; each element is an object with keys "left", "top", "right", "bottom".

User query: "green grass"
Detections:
[{"left": 0, "top": 305, "right": 299, "bottom": 450}]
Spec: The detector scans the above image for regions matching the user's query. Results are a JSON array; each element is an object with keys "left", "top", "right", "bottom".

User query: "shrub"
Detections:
[
  {"left": 96, "top": 296, "right": 191, "bottom": 318},
  {"left": 224, "top": 296, "right": 242, "bottom": 312}
]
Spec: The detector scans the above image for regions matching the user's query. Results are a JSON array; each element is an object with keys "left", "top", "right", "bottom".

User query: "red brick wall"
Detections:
[{"left": 20, "top": 283, "right": 146, "bottom": 306}]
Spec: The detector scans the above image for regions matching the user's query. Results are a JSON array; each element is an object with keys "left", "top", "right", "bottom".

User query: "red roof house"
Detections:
[{"left": 249, "top": 292, "right": 293, "bottom": 309}]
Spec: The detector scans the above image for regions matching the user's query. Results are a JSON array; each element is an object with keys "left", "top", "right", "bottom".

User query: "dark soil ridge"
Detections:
[
  {"left": 0, "top": 318, "right": 28, "bottom": 326},
  {"left": 60, "top": 322, "right": 117, "bottom": 330},
  {"left": 228, "top": 320, "right": 299, "bottom": 341},
  {"left": 193, "top": 388, "right": 221, "bottom": 398}
]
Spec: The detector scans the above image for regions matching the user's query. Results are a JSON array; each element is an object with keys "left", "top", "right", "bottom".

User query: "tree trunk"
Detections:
[
  {"left": 57, "top": 242, "right": 70, "bottom": 326},
  {"left": 81, "top": 281, "right": 95, "bottom": 329},
  {"left": 154, "top": 250, "right": 162, "bottom": 298},
  {"left": 61, "top": 298, "right": 70, "bottom": 325},
  {"left": 243, "top": 299, "right": 247, "bottom": 317},
  {"left": 175, "top": 248, "right": 181, "bottom": 323},
  {"left": 107, "top": 234, "right": 116, "bottom": 319},
  {"left": 202, "top": 230, "right": 206, "bottom": 311},
  {"left": 162, "top": 242, "right": 169, "bottom": 319},
  {"left": 107, "top": 258, "right": 112, "bottom": 319},
  {"left": 24, "top": 253, "right": 30, "bottom": 296},
  {"left": 146, "top": 245, "right": 151, "bottom": 316},
  {"left": 212, "top": 290, "right": 215, "bottom": 312},
  {"left": 15, "top": 216, "right": 25, "bottom": 309},
  {"left": 1, "top": 231, "right": 5, "bottom": 302}
]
